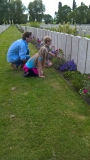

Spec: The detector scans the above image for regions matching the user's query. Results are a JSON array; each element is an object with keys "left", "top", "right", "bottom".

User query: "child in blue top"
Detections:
[{"left": 23, "top": 46, "right": 48, "bottom": 78}]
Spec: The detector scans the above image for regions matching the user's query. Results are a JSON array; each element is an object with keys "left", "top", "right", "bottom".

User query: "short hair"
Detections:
[
  {"left": 22, "top": 32, "right": 32, "bottom": 40},
  {"left": 43, "top": 36, "right": 52, "bottom": 44}
]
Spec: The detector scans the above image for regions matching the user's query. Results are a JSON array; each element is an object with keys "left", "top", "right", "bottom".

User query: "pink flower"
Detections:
[
  {"left": 83, "top": 89, "right": 88, "bottom": 94},
  {"left": 88, "top": 76, "right": 90, "bottom": 79}
]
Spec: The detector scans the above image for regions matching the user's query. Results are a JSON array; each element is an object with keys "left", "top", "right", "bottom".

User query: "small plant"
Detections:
[
  {"left": 31, "top": 37, "right": 43, "bottom": 50},
  {"left": 79, "top": 77, "right": 90, "bottom": 101},
  {"left": 51, "top": 48, "right": 65, "bottom": 69}
]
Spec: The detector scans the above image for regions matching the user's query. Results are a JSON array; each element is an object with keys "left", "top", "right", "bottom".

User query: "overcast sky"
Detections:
[{"left": 21, "top": 0, "right": 90, "bottom": 17}]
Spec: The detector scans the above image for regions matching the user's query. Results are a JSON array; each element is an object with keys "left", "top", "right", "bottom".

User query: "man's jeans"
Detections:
[{"left": 12, "top": 49, "right": 30, "bottom": 67}]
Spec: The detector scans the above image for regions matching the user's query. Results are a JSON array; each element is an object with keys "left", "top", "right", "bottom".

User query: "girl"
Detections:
[{"left": 23, "top": 46, "right": 48, "bottom": 78}]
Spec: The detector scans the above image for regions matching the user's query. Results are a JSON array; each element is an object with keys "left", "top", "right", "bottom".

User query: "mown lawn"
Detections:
[{"left": 0, "top": 25, "right": 90, "bottom": 160}]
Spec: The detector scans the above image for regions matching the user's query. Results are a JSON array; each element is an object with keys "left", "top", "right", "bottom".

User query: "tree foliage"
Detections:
[
  {"left": 56, "top": 3, "right": 71, "bottom": 23},
  {"left": 55, "top": 1, "right": 90, "bottom": 24},
  {"left": 44, "top": 14, "right": 53, "bottom": 24},
  {"left": 72, "top": 0, "right": 77, "bottom": 10},
  {"left": 28, "top": 0, "right": 45, "bottom": 22},
  {"left": 0, "top": 0, "right": 27, "bottom": 24},
  {"left": 68, "top": 5, "right": 90, "bottom": 24},
  {"left": 0, "top": 0, "right": 9, "bottom": 24}
]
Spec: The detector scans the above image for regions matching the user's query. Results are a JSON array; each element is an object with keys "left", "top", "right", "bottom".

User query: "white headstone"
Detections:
[
  {"left": 22, "top": 26, "right": 25, "bottom": 32},
  {"left": 61, "top": 33, "right": 67, "bottom": 56},
  {"left": 51, "top": 31, "right": 55, "bottom": 47},
  {"left": 54, "top": 32, "right": 58, "bottom": 50},
  {"left": 57, "top": 32, "right": 62, "bottom": 49},
  {"left": 85, "top": 39, "right": 90, "bottom": 74},
  {"left": 66, "top": 34, "right": 73, "bottom": 60},
  {"left": 77, "top": 38, "right": 88, "bottom": 73},
  {"left": 39, "top": 29, "right": 42, "bottom": 40},
  {"left": 71, "top": 36, "right": 80, "bottom": 65},
  {"left": 45, "top": 30, "right": 48, "bottom": 36},
  {"left": 47, "top": 30, "right": 50, "bottom": 36},
  {"left": 48, "top": 30, "right": 51, "bottom": 37}
]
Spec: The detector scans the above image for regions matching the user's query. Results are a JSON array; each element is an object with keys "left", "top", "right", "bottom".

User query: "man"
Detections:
[{"left": 7, "top": 31, "right": 32, "bottom": 69}]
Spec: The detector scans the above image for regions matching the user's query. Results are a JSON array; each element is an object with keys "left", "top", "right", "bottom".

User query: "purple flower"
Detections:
[{"left": 60, "top": 60, "right": 77, "bottom": 71}]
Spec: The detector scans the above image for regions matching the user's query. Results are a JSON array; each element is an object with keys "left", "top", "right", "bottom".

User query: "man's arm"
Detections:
[{"left": 19, "top": 44, "right": 28, "bottom": 61}]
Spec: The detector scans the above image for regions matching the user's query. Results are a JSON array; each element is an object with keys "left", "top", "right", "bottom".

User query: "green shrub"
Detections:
[
  {"left": 63, "top": 71, "right": 85, "bottom": 91},
  {"left": 79, "top": 76, "right": 90, "bottom": 102},
  {"left": 64, "top": 71, "right": 82, "bottom": 80},
  {"left": 71, "top": 79, "right": 84, "bottom": 91},
  {"left": 86, "top": 35, "right": 90, "bottom": 39},
  {"left": 30, "top": 22, "right": 40, "bottom": 28},
  {"left": 52, "top": 57, "right": 65, "bottom": 69}
]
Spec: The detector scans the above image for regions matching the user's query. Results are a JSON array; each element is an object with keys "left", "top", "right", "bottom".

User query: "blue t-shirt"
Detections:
[
  {"left": 26, "top": 57, "right": 42, "bottom": 69},
  {"left": 7, "top": 39, "right": 30, "bottom": 62}
]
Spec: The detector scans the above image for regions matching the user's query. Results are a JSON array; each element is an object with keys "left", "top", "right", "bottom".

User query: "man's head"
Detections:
[
  {"left": 22, "top": 32, "right": 32, "bottom": 43},
  {"left": 43, "top": 36, "right": 52, "bottom": 46}
]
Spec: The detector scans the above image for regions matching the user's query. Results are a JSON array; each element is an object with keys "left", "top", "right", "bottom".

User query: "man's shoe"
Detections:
[{"left": 11, "top": 63, "right": 18, "bottom": 70}]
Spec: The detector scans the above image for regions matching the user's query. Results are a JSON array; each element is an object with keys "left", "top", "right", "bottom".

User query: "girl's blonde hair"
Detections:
[{"left": 30, "top": 46, "right": 48, "bottom": 68}]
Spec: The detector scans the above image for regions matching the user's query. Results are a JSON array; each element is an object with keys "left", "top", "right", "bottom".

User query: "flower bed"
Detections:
[
  {"left": 31, "top": 37, "right": 90, "bottom": 105},
  {"left": 63, "top": 71, "right": 90, "bottom": 104}
]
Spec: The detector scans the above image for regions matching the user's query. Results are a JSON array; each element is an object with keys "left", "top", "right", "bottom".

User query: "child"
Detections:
[
  {"left": 23, "top": 46, "right": 48, "bottom": 78},
  {"left": 40, "top": 36, "right": 57, "bottom": 67}
]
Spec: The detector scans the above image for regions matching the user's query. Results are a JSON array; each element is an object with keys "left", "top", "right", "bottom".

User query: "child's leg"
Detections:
[
  {"left": 23, "top": 68, "right": 38, "bottom": 77},
  {"left": 41, "top": 70, "right": 43, "bottom": 75},
  {"left": 45, "top": 60, "right": 52, "bottom": 68}
]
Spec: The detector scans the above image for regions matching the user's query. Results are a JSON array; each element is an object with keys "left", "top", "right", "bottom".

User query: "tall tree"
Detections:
[
  {"left": 0, "top": 0, "right": 10, "bottom": 24},
  {"left": 81, "top": 2, "right": 85, "bottom": 6},
  {"left": 58, "top": 2, "right": 62, "bottom": 10},
  {"left": 74, "top": 5, "right": 88, "bottom": 24},
  {"left": 9, "top": 0, "right": 26, "bottom": 24},
  {"left": 28, "top": 0, "right": 45, "bottom": 22},
  {"left": 72, "top": 0, "right": 77, "bottom": 10},
  {"left": 44, "top": 14, "right": 53, "bottom": 24},
  {"left": 56, "top": 4, "right": 71, "bottom": 23}
]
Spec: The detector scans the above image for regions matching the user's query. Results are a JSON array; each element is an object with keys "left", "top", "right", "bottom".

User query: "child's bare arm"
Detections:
[
  {"left": 37, "top": 60, "right": 45, "bottom": 78},
  {"left": 48, "top": 51, "right": 57, "bottom": 57}
]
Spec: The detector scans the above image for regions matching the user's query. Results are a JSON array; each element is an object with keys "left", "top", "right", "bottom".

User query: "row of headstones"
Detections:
[
  {"left": 40, "top": 24, "right": 59, "bottom": 28},
  {"left": 77, "top": 26, "right": 90, "bottom": 36},
  {"left": 0, "top": 25, "right": 10, "bottom": 34},
  {"left": 21, "top": 25, "right": 90, "bottom": 74},
  {"left": 40, "top": 24, "right": 90, "bottom": 36}
]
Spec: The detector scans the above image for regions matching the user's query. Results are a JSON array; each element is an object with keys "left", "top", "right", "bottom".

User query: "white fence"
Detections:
[
  {"left": 0, "top": 25, "right": 10, "bottom": 34},
  {"left": 21, "top": 25, "right": 90, "bottom": 74}
]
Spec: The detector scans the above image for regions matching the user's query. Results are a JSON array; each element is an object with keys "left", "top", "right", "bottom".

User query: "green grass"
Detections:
[{"left": 0, "top": 25, "right": 90, "bottom": 160}]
